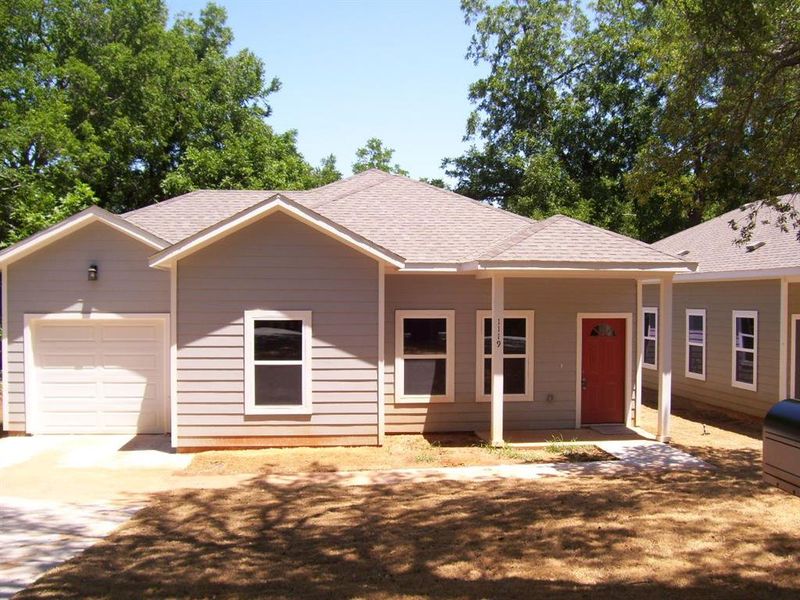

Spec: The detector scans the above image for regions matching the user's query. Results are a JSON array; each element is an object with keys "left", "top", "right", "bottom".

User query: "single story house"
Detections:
[
  {"left": 642, "top": 196, "right": 800, "bottom": 418},
  {"left": 0, "top": 170, "right": 692, "bottom": 449}
]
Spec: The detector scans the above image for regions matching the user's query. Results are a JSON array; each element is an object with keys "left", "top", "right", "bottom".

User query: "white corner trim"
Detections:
[
  {"left": 0, "top": 207, "right": 166, "bottom": 267},
  {"left": 149, "top": 197, "right": 404, "bottom": 269},
  {"left": 779, "top": 278, "right": 788, "bottom": 400},
  {"left": 575, "top": 313, "right": 633, "bottom": 429},
  {"left": 791, "top": 314, "right": 800, "bottom": 399},
  {"left": 474, "top": 310, "right": 535, "bottom": 403},
  {"left": 1, "top": 265, "right": 8, "bottom": 431},
  {"left": 377, "top": 262, "right": 385, "bottom": 444},
  {"left": 243, "top": 309, "right": 313, "bottom": 415},
  {"left": 684, "top": 309, "right": 707, "bottom": 381},
  {"left": 394, "top": 309, "right": 455, "bottom": 404},
  {"left": 731, "top": 310, "right": 758, "bottom": 392},
  {"left": 170, "top": 264, "right": 178, "bottom": 448},
  {"left": 642, "top": 306, "right": 658, "bottom": 370},
  {"left": 22, "top": 312, "right": 170, "bottom": 435}
]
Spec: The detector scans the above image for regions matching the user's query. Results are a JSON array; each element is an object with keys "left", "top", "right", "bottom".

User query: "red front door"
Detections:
[{"left": 581, "top": 318, "right": 626, "bottom": 424}]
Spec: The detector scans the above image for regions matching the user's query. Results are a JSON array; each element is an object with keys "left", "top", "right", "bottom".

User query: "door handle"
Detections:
[{"left": 581, "top": 375, "right": 587, "bottom": 390}]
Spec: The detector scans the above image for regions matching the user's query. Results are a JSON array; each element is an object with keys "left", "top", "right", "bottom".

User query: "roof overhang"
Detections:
[
  {"left": 461, "top": 260, "right": 696, "bottom": 277},
  {"left": 148, "top": 194, "right": 406, "bottom": 269},
  {"left": 670, "top": 266, "right": 800, "bottom": 283},
  {"left": 0, "top": 206, "right": 169, "bottom": 267}
]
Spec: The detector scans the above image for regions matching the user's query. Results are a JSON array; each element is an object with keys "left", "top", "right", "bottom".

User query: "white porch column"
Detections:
[
  {"left": 490, "top": 274, "right": 505, "bottom": 446},
  {"left": 657, "top": 275, "right": 673, "bottom": 442},
  {"left": 779, "top": 277, "right": 788, "bottom": 401},
  {"left": 635, "top": 279, "right": 643, "bottom": 427}
]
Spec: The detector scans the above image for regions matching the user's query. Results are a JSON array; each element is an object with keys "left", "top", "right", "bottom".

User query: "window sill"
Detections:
[
  {"left": 643, "top": 363, "right": 657, "bottom": 371},
  {"left": 731, "top": 381, "right": 757, "bottom": 392},
  {"left": 395, "top": 395, "right": 454, "bottom": 404},
  {"left": 245, "top": 405, "right": 313, "bottom": 416},
  {"left": 685, "top": 372, "right": 706, "bottom": 382},
  {"left": 476, "top": 396, "right": 532, "bottom": 403}
]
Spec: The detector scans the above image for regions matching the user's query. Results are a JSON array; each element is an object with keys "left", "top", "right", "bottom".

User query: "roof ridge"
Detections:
[
  {"left": 122, "top": 190, "right": 208, "bottom": 217},
  {"left": 473, "top": 219, "right": 554, "bottom": 261},
  {"left": 313, "top": 171, "right": 395, "bottom": 206},
  {"left": 551, "top": 215, "right": 689, "bottom": 263}
]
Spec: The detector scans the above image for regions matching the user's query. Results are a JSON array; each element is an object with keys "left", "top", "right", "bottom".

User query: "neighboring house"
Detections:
[
  {"left": 642, "top": 196, "right": 800, "bottom": 419},
  {"left": 0, "top": 170, "right": 691, "bottom": 449}
]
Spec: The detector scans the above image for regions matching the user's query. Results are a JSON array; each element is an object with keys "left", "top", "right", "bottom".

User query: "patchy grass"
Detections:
[
  {"left": 184, "top": 432, "right": 612, "bottom": 476},
  {"left": 18, "top": 403, "right": 800, "bottom": 599}
]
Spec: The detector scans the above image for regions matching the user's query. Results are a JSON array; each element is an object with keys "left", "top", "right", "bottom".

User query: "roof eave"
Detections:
[
  {"left": 0, "top": 206, "right": 169, "bottom": 267},
  {"left": 463, "top": 260, "right": 696, "bottom": 274}
]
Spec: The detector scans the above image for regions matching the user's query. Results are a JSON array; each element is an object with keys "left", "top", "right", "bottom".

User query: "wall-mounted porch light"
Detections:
[{"left": 88, "top": 264, "right": 98, "bottom": 281}]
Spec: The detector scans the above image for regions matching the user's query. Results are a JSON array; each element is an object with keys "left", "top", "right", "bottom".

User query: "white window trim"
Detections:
[
  {"left": 642, "top": 307, "right": 658, "bottom": 370},
  {"left": 685, "top": 309, "right": 706, "bottom": 381},
  {"left": 394, "top": 309, "right": 455, "bottom": 403},
  {"left": 731, "top": 310, "right": 758, "bottom": 392},
  {"left": 475, "top": 310, "right": 535, "bottom": 402},
  {"left": 244, "top": 310, "right": 312, "bottom": 415}
]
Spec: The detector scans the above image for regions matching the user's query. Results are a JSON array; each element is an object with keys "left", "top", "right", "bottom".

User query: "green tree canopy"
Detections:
[
  {"left": 448, "top": 0, "right": 800, "bottom": 242},
  {"left": 0, "top": 0, "right": 338, "bottom": 245},
  {"left": 352, "top": 138, "right": 409, "bottom": 176}
]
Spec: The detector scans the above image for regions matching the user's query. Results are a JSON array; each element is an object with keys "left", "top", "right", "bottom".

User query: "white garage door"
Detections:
[{"left": 32, "top": 318, "right": 167, "bottom": 434}]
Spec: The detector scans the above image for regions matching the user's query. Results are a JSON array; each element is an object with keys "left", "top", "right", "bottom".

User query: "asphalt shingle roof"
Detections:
[
  {"left": 653, "top": 195, "right": 800, "bottom": 273},
  {"left": 123, "top": 170, "right": 687, "bottom": 267}
]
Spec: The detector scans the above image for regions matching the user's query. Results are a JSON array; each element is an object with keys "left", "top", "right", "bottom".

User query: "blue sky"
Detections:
[{"left": 166, "top": 0, "right": 486, "bottom": 181}]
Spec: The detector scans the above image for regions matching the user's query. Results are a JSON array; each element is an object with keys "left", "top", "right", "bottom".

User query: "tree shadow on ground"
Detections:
[{"left": 17, "top": 460, "right": 800, "bottom": 600}]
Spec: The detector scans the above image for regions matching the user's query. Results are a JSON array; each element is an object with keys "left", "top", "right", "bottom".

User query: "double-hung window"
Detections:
[
  {"left": 732, "top": 310, "right": 757, "bottom": 391},
  {"left": 685, "top": 309, "right": 706, "bottom": 380},
  {"left": 643, "top": 307, "right": 658, "bottom": 369},
  {"left": 244, "top": 310, "right": 312, "bottom": 414},
  {"left": 395, "top": 310, "right": 454, "bottom": 402},
  {"left": 476, "top": 310, "right": 534, "bottom": 401}
]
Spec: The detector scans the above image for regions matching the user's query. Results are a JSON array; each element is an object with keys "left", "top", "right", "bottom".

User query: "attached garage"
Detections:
[{"left": 25, "top": 316, "right": 169, "bottom": 434}]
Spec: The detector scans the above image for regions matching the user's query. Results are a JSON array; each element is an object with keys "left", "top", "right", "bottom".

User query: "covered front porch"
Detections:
[{"left": 478, "top": 272, "right": 677, "bottom": 445}]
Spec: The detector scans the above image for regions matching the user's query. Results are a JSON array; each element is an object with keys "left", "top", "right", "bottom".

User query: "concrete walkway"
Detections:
[
  {"left": 262, "top": 440, "right": 712, "bottom": 487},
  {"left": 0, "top": 435, "right": 246, "bottom": 599}
]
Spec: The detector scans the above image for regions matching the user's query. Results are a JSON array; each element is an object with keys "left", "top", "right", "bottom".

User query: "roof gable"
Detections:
[
  {"left": 148, "top": 193, "right": 405, "bottom": 269},
  {"left": 0, "top": 206, "right": 168, "bottom": 267}
]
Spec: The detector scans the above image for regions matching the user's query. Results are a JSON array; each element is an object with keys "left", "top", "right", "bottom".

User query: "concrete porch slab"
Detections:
[{"left": 475, "top": 425, "right": 655, "bottom": 447}]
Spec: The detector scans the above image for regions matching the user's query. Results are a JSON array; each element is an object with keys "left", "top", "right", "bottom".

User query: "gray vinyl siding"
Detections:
[
  {"left": 384, "top": 276, "right": 637, "bottom": 433},
  {"left": 4, "top": 221, "right": 170, "bottom": 432},
  {"left": 642, "top": 280, "right": 780, "bottom": 417},
  {"left": 176, "top": 211, "right": 379, "bottom": 447},
  {"left": 787, "top": 283, "right": 800, "bottom": 398}
]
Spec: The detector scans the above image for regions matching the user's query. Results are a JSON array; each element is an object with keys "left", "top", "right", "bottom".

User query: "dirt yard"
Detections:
[
  {"left": 185, "top": 432, "right": 610, "bottom": 475},
  {"left": 17, "top": 403, "right": 800, "bottom": 599}
]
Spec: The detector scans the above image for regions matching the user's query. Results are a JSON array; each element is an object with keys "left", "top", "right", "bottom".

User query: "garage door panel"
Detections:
[
  {"left": 37, "top": 324, "right": 96, "bottom": 341},
  {"left": 101, "top": 324, "right": 160, "bottom": 342},
  {"left": 32, "top": 318, "right": 167, "bottom": 434}
]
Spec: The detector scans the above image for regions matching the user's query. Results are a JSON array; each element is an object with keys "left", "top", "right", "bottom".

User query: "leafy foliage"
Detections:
[
  {"left": 449, "top": 0, "right": 800, "bottom": 242},
  {"left": 352, "top": 138, "right": 408, "bottom": 176},
  {"left": 0, "top": 0, "right": 338, "bottom": 245}
]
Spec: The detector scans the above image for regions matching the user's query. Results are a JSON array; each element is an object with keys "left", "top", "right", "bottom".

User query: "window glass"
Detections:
[
  {"left": 254, "top": 320, "right": 302, "bottom": 361},
  {"left": 644, "top": 339, "right": 656, "bottom": 365},
  {"left": 688, "top": 315, "right": 704, "bottom": 344},
  {"left": 735, "top": 351, "right": 754, "bottom": 384},
  {"left": 483, "top": 358, "right": 526, "bottom": 395},
  {"left": 644, "top": 312, "right": 657, "bottom": 338},
  {"left": 688, "top": 345, "right": 704, "bottom": 375},
  {"left": 404, "top": 358, "right": 447, "bottom": 395},
  {"left": 404, "top": 318, "right": 447, "bottom": 355},
  {"left": 484, "top": 317, "right": 527, "bottom": 354},
  {"left": 255, "top": 364, "right": 302, "bottom": 405}
]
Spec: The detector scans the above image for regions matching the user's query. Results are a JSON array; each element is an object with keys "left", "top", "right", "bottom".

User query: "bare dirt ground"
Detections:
[
  {"left": 185, "top": 432, "right": 610, "bottom": 475},
  {"left": 17, "top": 402, "right": 800, "bottom": 599}
]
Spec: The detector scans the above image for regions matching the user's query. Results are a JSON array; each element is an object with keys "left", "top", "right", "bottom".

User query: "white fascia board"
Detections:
[
  {"left": 0, "top": 206, "right": 168, "bottom": 266},
  {"left": 673, "top": 266, "right": 800, "bottom": 283},
  {"left": 149, "top": 196, "right": 404, "bottom": 269}
]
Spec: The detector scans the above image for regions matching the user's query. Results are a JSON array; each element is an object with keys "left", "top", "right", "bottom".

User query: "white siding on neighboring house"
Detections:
[
  {"left": 176, "top": 211, "right": 380, "bottom": 448},
  {"left": 643, "top": 280, "right": 780, "bottom": 417}
]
